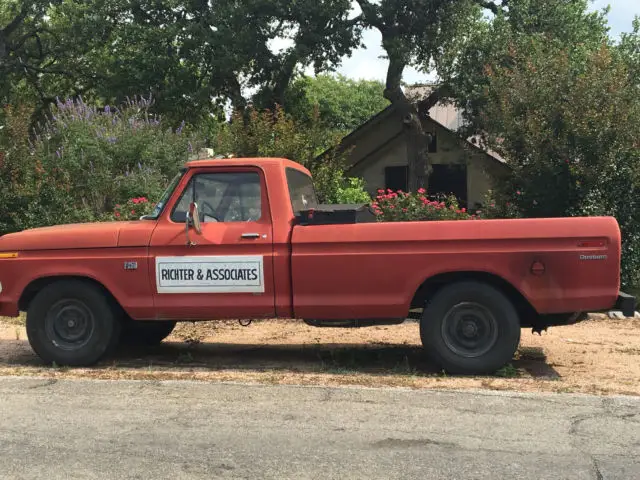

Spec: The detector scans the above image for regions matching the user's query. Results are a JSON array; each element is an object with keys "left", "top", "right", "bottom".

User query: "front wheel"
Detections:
[
  {"left": 26, "top": 280, "right": 121, "bottom": 366},
  {"left": 420, "top": 281, "right": 521, "bottom": 375}
]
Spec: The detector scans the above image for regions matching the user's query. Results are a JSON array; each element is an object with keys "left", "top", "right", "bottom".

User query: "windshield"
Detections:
[
  {"left": 142, "top": 169, "right": 186, "bottom": 220},
  {"left": 286, "top": 167, "right": 319, "bottom": 213}
]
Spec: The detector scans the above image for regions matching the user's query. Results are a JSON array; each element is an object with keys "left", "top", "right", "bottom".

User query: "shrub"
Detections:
[
  {"left": 0, "top": 104, "right": 89, "bottom": 234},
  {"left": 474, "top": 190, "right": 522, "bottom": 219},
  {"left": 466, "top": 41, "right": 640, "bottom": 288},
  {"left": 0, "top": 96, "right": 203, "bottom": 234},
  {"left": 372, "top": 188, "right": 475, "bottom": 222},
  {"left": 335, "top": 177, "right": 372, "bottom": 204},
  {"left": 112, "top": 197, "right": 153, "bottom": 221},
  {"left": 212, "top": 104, "right": 367, "bottom": 204},
  {"left": 35, "top": 95, "right": 202, "bottom": 216}
]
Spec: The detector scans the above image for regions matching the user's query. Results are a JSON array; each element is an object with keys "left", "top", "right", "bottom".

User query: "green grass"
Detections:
[{"left": 495, "top": 363, "right": 519, "bottom": 378}]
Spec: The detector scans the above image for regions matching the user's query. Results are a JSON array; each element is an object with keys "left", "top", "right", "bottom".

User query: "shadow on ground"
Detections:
[{"left": 0, "top": 337, "right": 561, "bottom": 379}]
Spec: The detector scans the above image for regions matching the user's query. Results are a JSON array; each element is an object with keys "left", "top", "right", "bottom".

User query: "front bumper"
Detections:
[{"left": 615, "top": 291, "right": 637, "bottom": 317}]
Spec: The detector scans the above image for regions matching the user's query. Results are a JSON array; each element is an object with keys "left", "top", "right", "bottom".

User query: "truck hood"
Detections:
[{"left": 0, "top": 221, "right": 157, "bottom": 251}]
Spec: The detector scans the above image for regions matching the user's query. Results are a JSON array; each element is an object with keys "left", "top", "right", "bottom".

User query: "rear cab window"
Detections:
[{"left": 286, "top": 167, "right": 319, "bottom": 214}]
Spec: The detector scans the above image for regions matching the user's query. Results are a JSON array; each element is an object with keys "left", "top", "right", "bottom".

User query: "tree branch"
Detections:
[
  {"left": 270, "top": 19, "right": 286, "bottom": 38},
  {"left": 416, "top": 84, "right": 454, "bottom": 118},
  {"left": 345, "top": 14, "right": 364, "bottom": 28},
  {"left": 476, "top": 1, "right": 507, "bottom": 15},
  {"left": 12, "top": 25, "right": 61, "bottom": 52},
  {"left": 16, "top": 61, "right": 74, "bottom": 76},
  {"left": 354, "top": 0, "right": 385, "bottom": 33},
  {"left": 225, "top": 75, "right": 247, "bottom": 112},
  {"left": 1, "top": 3, "right": 30, "bottom": 36},
  {"left": 10, "top": 30, "right": 37, "bottom": 52}
]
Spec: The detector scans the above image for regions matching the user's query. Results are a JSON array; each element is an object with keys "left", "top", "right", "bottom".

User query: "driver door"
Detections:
[{"left": 148, "top": 167, "right": 275, "bottom": 320}]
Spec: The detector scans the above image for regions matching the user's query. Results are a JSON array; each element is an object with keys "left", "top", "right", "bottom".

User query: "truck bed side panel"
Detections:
[{"left": 290, "top": 217, "right": 621, "bottom": 320}]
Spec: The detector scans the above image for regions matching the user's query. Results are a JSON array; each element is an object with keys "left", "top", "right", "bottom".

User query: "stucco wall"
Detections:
[
  {"left": 346, "top": 119, "right": 505, "bottom": 207},
  {"left": 344, "top": 109, "right": 405, "bottom": 168}
]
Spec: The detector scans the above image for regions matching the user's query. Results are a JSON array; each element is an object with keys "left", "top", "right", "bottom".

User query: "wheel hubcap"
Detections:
[
  {"left": 441, "top": 302, "right": 499, "bottom": 358},
  {"left": 45, "top": 300, "right": 95, "bottom": 351}
]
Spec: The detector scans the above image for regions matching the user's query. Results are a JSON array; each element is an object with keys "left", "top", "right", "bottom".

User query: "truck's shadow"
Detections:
[
  {"left": 109, "top": 341, "right": 561, "bottom": 379},
  {"left": 0, "top": 339, "right": 560, "bottom": 379}
]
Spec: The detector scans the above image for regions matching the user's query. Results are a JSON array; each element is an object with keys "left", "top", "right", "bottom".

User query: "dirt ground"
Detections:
[{"left": 1, "top": 315, "right": 639, "bottom": 396}]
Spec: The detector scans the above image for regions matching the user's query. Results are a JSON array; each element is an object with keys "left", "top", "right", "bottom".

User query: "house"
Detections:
[{"left": 320, "top": 84, "right": 509, "bottom": 209}]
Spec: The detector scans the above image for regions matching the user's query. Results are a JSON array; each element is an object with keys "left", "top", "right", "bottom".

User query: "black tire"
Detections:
[
  {"left": 420, "top": 281, "right": 521, "bottom": 375},
  {"left": 120, "top": 320, "right": 176, "bottom": 346},
  {"left": 26, "top": 280, "right": 121, "bottom": 366}
]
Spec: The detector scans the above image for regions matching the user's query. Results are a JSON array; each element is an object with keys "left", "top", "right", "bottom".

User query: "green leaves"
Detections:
[
  {"left": 449, "top": 2, "right": 640, "bottom": 287},
  {"left": 283, "top": 74, "right": 389, "bottom": 133},
  {"left": 0, "top": 96, "right": 203, "bottom": 234}
]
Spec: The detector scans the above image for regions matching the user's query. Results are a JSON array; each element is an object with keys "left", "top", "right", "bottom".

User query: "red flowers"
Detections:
[
  {"left": 372, "top": 188, "right": 475, "bottom": 222},
  {"left": 113, "top": 196, "right": 151, "bottom": 221}
]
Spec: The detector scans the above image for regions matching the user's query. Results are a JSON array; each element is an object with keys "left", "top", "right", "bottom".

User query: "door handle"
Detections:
[{"left": 241, "top": 233, "right": 261, "bottom": 239}]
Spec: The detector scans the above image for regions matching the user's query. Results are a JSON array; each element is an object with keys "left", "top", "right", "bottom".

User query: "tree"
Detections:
[
  {"left": 212, "top": 105, "right": 370, "bottom": 204},
  {"left": 462, "top": 36, "right": 640, "bottom": 287},
  {"left": 46, "top": 0, "right": 364, "bottom": 124},
  {"left": 443, "top": 0, "right": 612, "bottom": 129},
  {"left": 435, "top": 1, "right": 640, "bottom": 288},
  {"left": 353, "top": 0, "right": 489, "bottom": 192},
  {"left": 618, "top": 17, "right": 640, "bottom": 83},
  {"left": 283, "top": 74, "right": 389, "bottom": 133},
  {"left": 0, "top": 1, "right": 62, "bottom": 112},
  {"left": 2, "top": 0, "right": 366, "bottom": 127},
  {"left": 354, "top": 0, "right": 618, "bottom": 193},
  {"left": 0, "top": 1, "right": 120, "bottom": 117}
]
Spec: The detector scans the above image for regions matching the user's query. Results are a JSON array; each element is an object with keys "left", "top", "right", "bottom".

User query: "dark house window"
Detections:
[
  {"left": 384, "top": 166, "right": 408, "bottom": 192},
  {"left": 428, "top": 133, "right": 437, "bottom": 153},
  {"left": 428, "top": 164, "right": 467, "bottom": 207}
]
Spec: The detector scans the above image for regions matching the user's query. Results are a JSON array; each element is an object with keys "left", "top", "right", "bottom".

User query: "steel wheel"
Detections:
[
  {"left": 44, "top": 299, "right": 96, "bottom": 351},
  {"left": 441, "top": 302, "right": 499, "bottom": 358}
]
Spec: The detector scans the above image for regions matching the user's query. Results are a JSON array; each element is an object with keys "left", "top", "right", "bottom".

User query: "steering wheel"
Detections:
[{"left": 200, "top": 201, "right": 220, "bottom": 222}]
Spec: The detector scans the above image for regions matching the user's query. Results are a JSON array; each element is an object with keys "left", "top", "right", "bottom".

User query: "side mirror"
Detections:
[
  {"left": 185, "top": 202, "right": 202, "bottom": 245},
  {"left": 188, "top": 202, "right": 202, "bottom": 234}
]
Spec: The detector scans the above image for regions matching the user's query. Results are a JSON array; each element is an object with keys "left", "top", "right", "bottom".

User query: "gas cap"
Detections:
[{"left": 530, "top": 260, "right": 545, "bottom": 275}]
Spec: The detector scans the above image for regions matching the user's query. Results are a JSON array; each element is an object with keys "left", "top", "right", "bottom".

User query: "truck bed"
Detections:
[{"left": 290, "top": 216, "right": 621, "bottom": 321}]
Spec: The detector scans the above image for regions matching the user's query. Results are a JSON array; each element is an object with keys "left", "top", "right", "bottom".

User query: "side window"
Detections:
[
  {"left": 171, "top": 172, "right": 262, "bottom": 223},
  {"left": 286, "top": 168, "right": 319, "bottom": 214}
]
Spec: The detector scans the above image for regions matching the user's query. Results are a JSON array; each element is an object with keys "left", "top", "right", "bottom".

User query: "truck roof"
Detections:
[{"left": 184, "top": 157, "right": 311, "bottom": 175}]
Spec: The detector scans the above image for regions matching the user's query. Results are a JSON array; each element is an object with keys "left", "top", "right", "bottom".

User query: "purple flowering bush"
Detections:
[
  {"left": 36, "top": 95, "right": 203, "bottom": 218},
  {"left": 0, "top": 96, "right": 204, "bottom": 232}
]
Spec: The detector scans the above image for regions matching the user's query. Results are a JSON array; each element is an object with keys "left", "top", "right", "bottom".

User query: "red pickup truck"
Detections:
[{"left": 0, "top": 157, "right": 635, "bottom": 374}]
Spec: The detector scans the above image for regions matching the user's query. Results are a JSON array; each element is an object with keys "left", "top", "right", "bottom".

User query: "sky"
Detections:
[{"left": 334, "top": 0, "right": 640, "bottom": 85}]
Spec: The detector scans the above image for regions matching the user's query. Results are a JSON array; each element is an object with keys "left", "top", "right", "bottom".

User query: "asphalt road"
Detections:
[{"left": 0, "top": 377, "right": 638, "bottom": 479}]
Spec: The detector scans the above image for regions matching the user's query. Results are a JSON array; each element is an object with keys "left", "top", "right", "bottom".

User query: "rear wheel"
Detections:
[
  {"left": 120, "top": 320, "right": 177, "bottom": 346},
  {"left": 26, "top": 280, "right": 121, "bottom": 366},
  {"left": 420, "top": 281, "right": 521, "bottom": 375}
]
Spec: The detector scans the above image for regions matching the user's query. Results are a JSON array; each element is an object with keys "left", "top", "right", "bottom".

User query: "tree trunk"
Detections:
[
  {"left": 382, "top": 60, "right": 430, "bottom": 192},
  {"left": 405, "top": 112, "right": 430, "bottom": 192}
]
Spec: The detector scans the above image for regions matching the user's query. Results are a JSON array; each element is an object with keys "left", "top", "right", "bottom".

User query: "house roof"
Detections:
[{"left": 317, "top": 83, "right": 507, "bottom": 166}]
